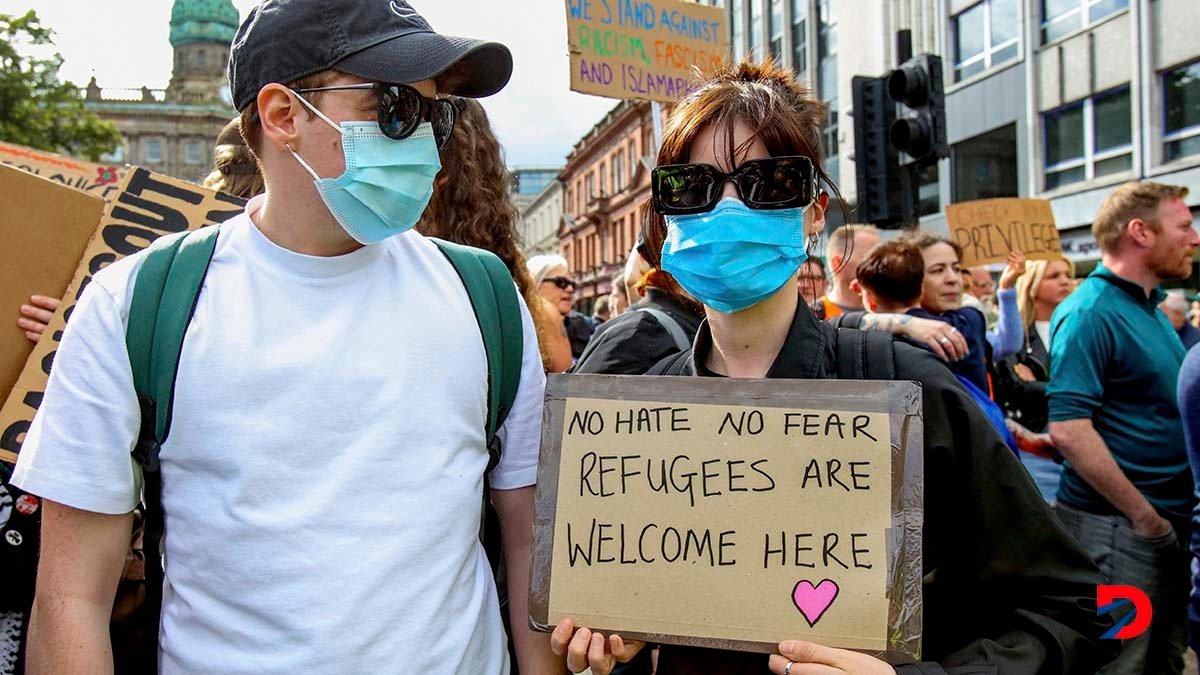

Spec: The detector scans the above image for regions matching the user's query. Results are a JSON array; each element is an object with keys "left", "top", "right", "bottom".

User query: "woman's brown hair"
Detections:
[
  {"left": 415, "top": 97, "right": 556, "bottom": 367},
  {"left": 641, "top": 59, "right": 847, "bottom": 308}
]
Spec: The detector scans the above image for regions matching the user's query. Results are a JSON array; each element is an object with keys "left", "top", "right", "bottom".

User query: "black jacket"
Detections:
[
  {"left": 995, "top": 325, "right": 1050, "bottom": 433},
  {"left": 572, "top": 289, "right": 703, "bottom": 375},
  {"left": 631, "top": 304, "right": 1116, "bottom": 675},
  {"left": 565, "top": 311, "right": 595, "bottom": 360}
]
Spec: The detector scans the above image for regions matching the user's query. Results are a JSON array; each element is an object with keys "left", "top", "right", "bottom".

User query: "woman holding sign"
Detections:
[{"left": 551, "top": 60, "right": 1114, "bottom": 675}]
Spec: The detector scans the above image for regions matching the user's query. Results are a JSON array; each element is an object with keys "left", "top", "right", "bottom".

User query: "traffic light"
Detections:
[
  {"left": 887, "top": 54, "right": 948, "bottom": 163},
  {"left": 851, "top": 75, "right": 904, "bottom": 226}
]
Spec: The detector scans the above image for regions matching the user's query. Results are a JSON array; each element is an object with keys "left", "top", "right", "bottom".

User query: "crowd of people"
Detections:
[{"left": 4, "top": 1, "right": 1200, "bottom": 674}]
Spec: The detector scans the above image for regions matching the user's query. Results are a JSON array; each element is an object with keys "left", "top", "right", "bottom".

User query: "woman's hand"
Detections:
[
  {"left": 1012, "top": 363, "right": 1037, "bottom": 382},
  {"left": 551, "top": 618, "right": 645, "bottom": 675},
  {"left": 17, "top": 294, "right": 60, "bottom": 343},
  {"left": 894, "top": 316, "right": 968, "bottom": 362},
  {"left": 768, "top": 640, "right": 895, "bottom": 674},
  {"left": 998, "top": 251, "right": 1027, "bottom": 290}
]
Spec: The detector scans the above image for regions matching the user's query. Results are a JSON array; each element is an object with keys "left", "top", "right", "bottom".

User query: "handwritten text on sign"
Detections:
[
  {"left": 565, "top": 0, "right": 728, "bottom": 103},
  {"left": 947, "top": 198, "right": 1063, "bottom": 268},
  {"left": 546, "top": 396, "right": 894, "bottom": 650},
  {"left": 0, "top": 140, "right": 123, "bottom": 200}
]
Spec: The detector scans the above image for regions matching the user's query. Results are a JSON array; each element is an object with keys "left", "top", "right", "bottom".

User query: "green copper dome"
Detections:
[{"left": 169, "top": 0, "right": 240, "bottom": 47}]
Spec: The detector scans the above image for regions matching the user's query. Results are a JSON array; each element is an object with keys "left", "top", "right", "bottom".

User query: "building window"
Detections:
[
  {"left": 197, "top": 50, "right": 207, "bottom": 67},
  {"left": 953, "top": 124, "right": 1018, "bottom": 201},
  {"left": 749, "top": 0, "right": 763, "bottom": 60},
  {"left": 1041, "top": 0, "right": 1128, "bottom": 44},
  {"left": 952, "top": 0, "right": 1018, "bottom": 83},
  {"left": 769, "top": 0, "right": 784, "bottom": 62},
  {"left": 817, "top": 0, "right": 838, "bottom": 177},
  {"left": 791, "top": 0, "right": 807, "bottom": 77},
  {"left": 101, "top": 145, "right": 125, "bottom": 163},
  {"left": 599, "top": 162, "right": 607, "bottom": 195},
  {"left": 185, "top": 141, "right": 203, "bottom": 165},
  {"left": 615, "top": 149, "right": 625, "bottom": 191},
  {"left": 1164, "top": 60, "right": 1200, "bottom": 162},
  {"left": 1043, "top": 86, "right": 1132, "bottom": 190},
  {"left": 144, "top": 139, "right": 162, "bottom": 164},
  {"left": 732, "top": 0, "right": 745, "bottom": 61},
  {"left": 629, "top": 143, "right": 637, "bottom": 180},
  {"left": 586, "top": 173, "right": 595, "bottom": 203}
]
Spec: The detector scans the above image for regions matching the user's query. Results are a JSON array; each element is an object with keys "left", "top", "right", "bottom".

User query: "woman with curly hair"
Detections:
[{"left": 417, "top": 97, "right": 572, "bottom": 373}]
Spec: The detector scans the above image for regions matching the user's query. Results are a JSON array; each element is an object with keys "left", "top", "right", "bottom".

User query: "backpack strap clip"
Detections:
[{"left": 132, "top": 396, "right": 161, "bottom": 473}]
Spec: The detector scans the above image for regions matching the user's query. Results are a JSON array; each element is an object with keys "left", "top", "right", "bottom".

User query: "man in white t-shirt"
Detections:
[{"left": 13, "top": 2, "right": 559, "bottom": 673}]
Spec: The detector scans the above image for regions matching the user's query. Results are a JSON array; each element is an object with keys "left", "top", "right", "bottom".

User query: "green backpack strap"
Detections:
[
  {"left": 124, "top": 224, "right": 220, "bottom": 674},
  {"left": 127, "top": 225, "right": 222, "bottom": 448},
  {"left": 432, "top": 239, "right": 524, "bottom": 462}
]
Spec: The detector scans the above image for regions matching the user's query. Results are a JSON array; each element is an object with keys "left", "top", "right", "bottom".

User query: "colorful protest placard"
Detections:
[
  {"left": 0, "top": 165, "right": 107, "bottom": 406},
  {"left": 0, "top": 167, "right": 245, "bottom": 464},
  {"left": 946, "top": 198, "right": 1063, "bottom": 268},
  {"left": 530, "top": 374, "right": 924, "bottom": 661},
  {"left": 0, "top": 140, "right": 124, "bottom": 200},
  {"left": 565, "top": 0, "right": 728, "bottom": 103}
]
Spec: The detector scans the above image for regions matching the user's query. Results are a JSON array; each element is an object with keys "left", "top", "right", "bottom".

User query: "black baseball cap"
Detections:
[{"left": 228, "top": 0, "right": 513, "bottom": 112}]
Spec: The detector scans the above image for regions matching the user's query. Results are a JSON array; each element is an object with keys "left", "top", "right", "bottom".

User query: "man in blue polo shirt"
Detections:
[{"left": 1049, "top": 181, "right": 1198, "bottom": 674}]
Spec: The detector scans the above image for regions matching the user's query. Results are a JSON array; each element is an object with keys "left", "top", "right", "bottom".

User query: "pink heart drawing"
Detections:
[{"left": 792, "top": 579, "right": 839, "bottom": 627}]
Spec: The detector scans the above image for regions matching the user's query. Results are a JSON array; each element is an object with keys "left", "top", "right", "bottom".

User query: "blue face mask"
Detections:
[
  {"left": 661, "top": 198, "right": 808, "bottom": 314},
  {"left": 289, "top": 95, "right": 441, "bottom": 245}
]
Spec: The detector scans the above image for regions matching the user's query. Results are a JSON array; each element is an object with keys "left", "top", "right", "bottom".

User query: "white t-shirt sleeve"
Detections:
[
  {"left": 11, "top": 277, "right": 142, "bottom": 515},
  {"left": 489, "top": 293, "right": 546, "bottom": 490}
]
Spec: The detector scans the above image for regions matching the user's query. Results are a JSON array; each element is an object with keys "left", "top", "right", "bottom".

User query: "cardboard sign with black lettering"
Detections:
[
  {"left": 530, "top": 374, "right": 924, "bottom": 662},
  {"left": 0, "top": 167, "right": 245, "bottom": 463},
  {"left": 947, "top": 198, "right": 1063, "bottom": 268}
]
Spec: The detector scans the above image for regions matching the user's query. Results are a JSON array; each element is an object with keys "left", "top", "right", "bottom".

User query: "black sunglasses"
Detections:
[
  {"left": 543, "top": 276, "right": 577, "bottom": 290},
  {"left": 651, "top": 156, "right": 819, "bottom": 216},
  {"left": 290, "top": 83, "right": 457, "bottom": 149}
]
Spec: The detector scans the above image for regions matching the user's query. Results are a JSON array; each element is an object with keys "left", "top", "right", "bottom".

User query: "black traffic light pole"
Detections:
[{"left": 851, "top": 30, "right": 947, "bottom": 229}]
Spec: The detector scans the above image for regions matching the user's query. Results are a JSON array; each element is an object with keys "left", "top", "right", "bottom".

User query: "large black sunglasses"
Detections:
[
  {"left": 290, "top": 83, "right": 457, "bottom": 149},
  {"left": 651, "top": 156, "right": 818, "bottom": 216},
  {"left": 542, "top": 275, "right": 577, "bottom": 290}
]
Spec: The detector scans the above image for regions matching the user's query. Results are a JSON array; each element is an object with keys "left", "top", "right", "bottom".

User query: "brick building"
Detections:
[{"left": 558, "top": 101, "right": 662, "bottom": 311}]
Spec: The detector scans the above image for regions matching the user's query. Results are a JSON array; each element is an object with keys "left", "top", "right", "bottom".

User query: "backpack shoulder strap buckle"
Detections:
[{"left": 132, "top": 396, "right": 162, "bottom": 474}]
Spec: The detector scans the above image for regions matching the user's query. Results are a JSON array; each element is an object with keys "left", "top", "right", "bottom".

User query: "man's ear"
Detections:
[
  {"left": 829, "top": 253, "right": 845, "bottom": 274},
  {"left": 257, "top": 84, "right": 304, "bottom": 153},
  {"left": 1127, "top": 218, "right": 1156, "bottom": 250},
  {"left": 849, "top": 278, "right": 862, "bottom": 295}
]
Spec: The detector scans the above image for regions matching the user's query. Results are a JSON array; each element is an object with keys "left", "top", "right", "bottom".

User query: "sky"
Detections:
[{"left": 0, "top": 0, "right": 620, "bottom": 168}]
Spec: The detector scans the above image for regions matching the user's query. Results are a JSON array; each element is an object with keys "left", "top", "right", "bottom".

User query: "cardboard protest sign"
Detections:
[
  {"left": 531, "top": 374, "right": 923, "bottom": 662},
  {"left": 0, "top": 140, "right": 124, "bottom": 200},
  {"left": 565, "top": 0, "right": 728, "bottom": 103},
  {"left": 0, "top": 167, "right": 245, "bottom": 464},
  {"left": 0, "top": 165, "right": 106, "bottom": 408},
  {"left": 946, "top": 198, "right": 1063, "bottom": 268}
]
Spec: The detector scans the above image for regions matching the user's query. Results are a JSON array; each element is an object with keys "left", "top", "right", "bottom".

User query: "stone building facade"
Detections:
[{"left": 85, "top": 0, "right": 239, "bottom": 185}]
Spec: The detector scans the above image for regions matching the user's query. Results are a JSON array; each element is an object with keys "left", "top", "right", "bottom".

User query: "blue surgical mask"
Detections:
[
  {"left": 662, "top": 198, "right": 808, "bottom": 314},
  {"left": 288, "top": 95, "right": 441, "bottom": 245}
]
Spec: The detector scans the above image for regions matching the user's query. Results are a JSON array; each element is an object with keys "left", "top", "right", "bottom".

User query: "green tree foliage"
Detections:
[{"left": 0, "top": 10, "right": 122, "bottom": 161}]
